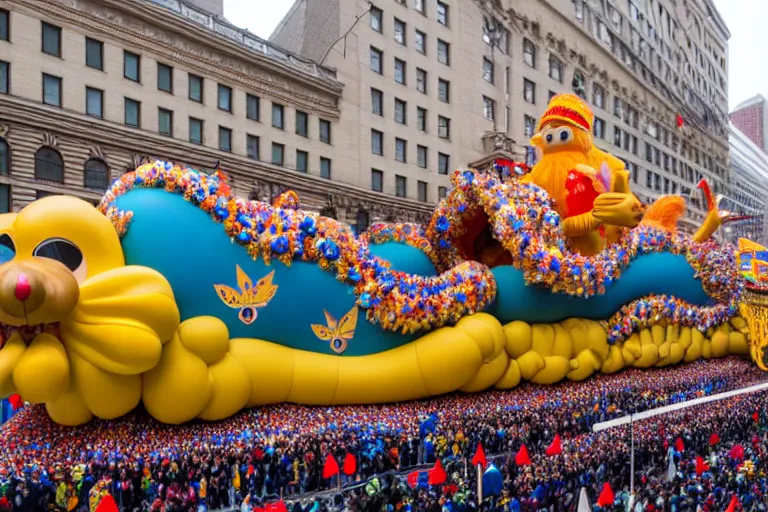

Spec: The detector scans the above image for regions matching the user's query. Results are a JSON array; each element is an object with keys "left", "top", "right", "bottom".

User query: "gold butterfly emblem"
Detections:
[
  {"left": 311, "top": 306, "right": 359, "bottom": 354},
  {"left": 214, "top": 265, "right": 278, "bottom": 325}
]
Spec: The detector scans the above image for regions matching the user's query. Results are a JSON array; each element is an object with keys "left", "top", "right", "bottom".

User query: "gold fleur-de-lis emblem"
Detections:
[{"left": 214, "top": 265, "right": 278, "bottom": 325}]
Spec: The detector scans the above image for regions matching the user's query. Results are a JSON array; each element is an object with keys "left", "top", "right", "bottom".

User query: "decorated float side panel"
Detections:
[{"left": 115, "top": 189, "right": 418, "bottom": 357}]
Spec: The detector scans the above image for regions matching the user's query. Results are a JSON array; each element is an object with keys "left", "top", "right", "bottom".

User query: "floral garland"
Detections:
[
  {"left": 359, "top": 222, "right": 463, "bottom": 270},
  {"left": 98, "top": 161, "right": 497, "bottom": 336}
]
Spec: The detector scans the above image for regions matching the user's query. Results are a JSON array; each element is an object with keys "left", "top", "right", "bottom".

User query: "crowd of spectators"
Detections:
[{"left": 0, "top": 357, "right": 767, "bottom": 511}]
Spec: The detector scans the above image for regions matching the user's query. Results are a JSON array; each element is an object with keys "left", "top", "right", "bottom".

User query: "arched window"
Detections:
[
  {"left": 34, "top": 147, "right": 64, "bottom": 183},
  {"left": 83, "top": 158, "right": 109, "bottom": 190},
  {"left": 355, "top": 209, "right": 370, "bottom": 234},
  {"left": 0, "top": 138, "right": 9, "bottom": 176}
]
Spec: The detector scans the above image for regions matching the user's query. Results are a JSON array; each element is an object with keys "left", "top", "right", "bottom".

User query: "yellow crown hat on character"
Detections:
[{"left": 537, "top": 93, "right": 595, "bottom": 134}]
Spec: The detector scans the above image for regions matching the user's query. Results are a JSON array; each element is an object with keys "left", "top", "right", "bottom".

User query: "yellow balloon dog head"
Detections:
[{"left": 0, "top": 197, "right": 179, "bottom": 425}]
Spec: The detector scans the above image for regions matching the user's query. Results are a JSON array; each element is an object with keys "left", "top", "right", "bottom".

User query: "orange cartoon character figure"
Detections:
[{"left": 521, "top": 94, "right": 644, "bottom": 255}]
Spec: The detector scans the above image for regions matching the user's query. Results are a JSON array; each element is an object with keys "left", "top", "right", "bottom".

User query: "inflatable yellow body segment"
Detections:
[{"left": 0, "top": 94, "right": 764, "bottom": 426}]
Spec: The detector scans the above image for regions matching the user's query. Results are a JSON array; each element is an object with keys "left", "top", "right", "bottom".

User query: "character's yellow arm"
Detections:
[{"left": 563, "top": 213, "right": 600, "bottom": 237}]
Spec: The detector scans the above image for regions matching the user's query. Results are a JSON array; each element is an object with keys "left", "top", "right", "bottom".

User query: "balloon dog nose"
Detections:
[{"left": 15, "top": 274, "right": 32, "bottom": 302}]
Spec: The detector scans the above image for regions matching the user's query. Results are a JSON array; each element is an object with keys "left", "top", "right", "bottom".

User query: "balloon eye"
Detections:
[
  {"left": 33, "top": 238, "right": 83, "bottom": 272},
  {"left": 559, "top": 129, "right": 571, "bottom": 141},
  {"left": 0, "top": 234, "right": 15, "bottom": 265},
  {"left": 545, "top": 133, "right": 553, "bottom": 143}
]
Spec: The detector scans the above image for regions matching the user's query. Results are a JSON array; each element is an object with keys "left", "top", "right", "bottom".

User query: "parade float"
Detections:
[{"left": 0, "top": 94, "right": 765, "bottom": 426}]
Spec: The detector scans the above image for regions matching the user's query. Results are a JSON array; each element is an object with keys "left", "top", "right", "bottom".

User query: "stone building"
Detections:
[
  {"left": 272, "top": 0, "right": 732, "bottom": 231},
  {"left": 0, "top": 0, "right": 435, "bottom": 229},
  {"left": 730, "top": 95, "right": 768, "bottom": 154}
]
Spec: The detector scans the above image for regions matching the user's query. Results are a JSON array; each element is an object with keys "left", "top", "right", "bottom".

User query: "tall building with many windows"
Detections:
[
  {"left": 0, "top": 0, "right": 435, "bottom": 229},
  {"left": 272, "top": 0, "right": 732, "bottom": 230},
  {"left": 730, "top": 95, "right": 768, "bottom": 154}
]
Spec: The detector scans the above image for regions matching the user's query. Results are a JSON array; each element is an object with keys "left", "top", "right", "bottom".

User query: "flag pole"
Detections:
[
  {"left": 630, "top": 414, "right": 635, "bottom": 499},
  {"left": 477, "top": 464, "right": 483, "bottom": 503}
]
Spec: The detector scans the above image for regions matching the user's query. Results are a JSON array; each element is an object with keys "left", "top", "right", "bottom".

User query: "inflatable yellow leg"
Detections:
[
  {"left": 684, "top": 329, "right": 705, "bottom": 362},
  {"left": 13, "top": 333, "right": 70, "bottom": 404},
  {"left": 601, "top": 344, "right": 626, "bottom": 373},
  {"left": 633, "top": 329, "right": 660, "bottom": 368},
  {"left": 46, "top": 385, "right": 93, "bottom": 427},
  {"left": 69, "top": 352, "right": 141, "bottom": 419},
  {"left": 0, "top": 333, "right": 25, "bottom": 397},
  {"left": 567, "top": 349, "right": 602, "bottom": 381}
]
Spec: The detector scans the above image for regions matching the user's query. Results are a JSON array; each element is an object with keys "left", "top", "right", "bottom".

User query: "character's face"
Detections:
[{"left": 531, "top": 122, "right": 592, "bottom": 153}]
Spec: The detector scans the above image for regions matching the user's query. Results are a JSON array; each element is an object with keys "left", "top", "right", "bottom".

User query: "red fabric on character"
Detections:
[{"left": 565, "top": 169, "right": 601, "bottom": 217}]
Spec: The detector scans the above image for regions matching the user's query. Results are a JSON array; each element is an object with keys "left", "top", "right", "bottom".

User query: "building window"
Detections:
[
  {"left": 124, "top": 51, "right": 141, "bottom": 82},
  {"left": 613, "top": 126, "right": 622, "bottom": 146},
  {"left": 524, "top": 115, "right": 536, "bottom": 137},
  {"left": 34, "top": 147, "right": 64, "bottom": 183},
  {"left": 272, "top": 103, "right": 284, "bottom": 129},
  {"left": 436, "top": 1, "right": 449, "bottom": 26},
  {"left": 295, "top": 149, "right": 308, "bottom": 172},
  {"left": 153, "top": 64, "right": 173, "bottom": 96},
  {"left": 438, "top": 186, "right": 447, "bottom": 199},
  {"left": 549, "top": 90, "right": 556, "bottom": 100},
  {"left": 371, "top": 169, "right": 383, "bottom": 192},
  {"left": 395, "top": 98, "right": 407, "bottom": 124},
  {"left": 218, "top": 84, "right": 232, "bottom": 112},
  {"left": 124, "top": 98, "right": 140, "bottom": 127},
  {"left": 416, "top": 68, "right": 427, "bottom": 93},
  {"left": 84, "top": 158, "right": 109, "bottom": 190},
  {"left": 395, "top": 175, "right": 407, "bottom": 197},
  {"left": 438, "top": 78, "right": 450, "bottom": 102},
  {"left": 593, "top": 117, "right": 605, "bottom": 139},
  {"left": 523, "top": 38, "right": 536, "bottom": 68},
  {"left": 415, "top": 30, "right": 426, "bottom": 54},
  {"left": 438, "top": 152, "right": 450, "bottom": 174},
  {"left": 189, "top": 117, "right": 204, "bottom": 144},
  {"left": 482, "top": 96, "right": 495, "bottom": 121},
  {"left": 42, "top": 73, "right": 62, "bottom": 107},
  {"left": 246, "top": 94, "right": 260, "bottom": 121},
  {"left": 417, "top": 145, "right": 428, "bottom": 168},
  {"left": 371, "top": 129, "right": 383, "bottom": 155},
  {"left": 483, "top": 58, "right": 494, "bottom": 84},
  {"left": 85, "top": 37, "right": 103, "bottom": 70},
  {"left": 42, "top": 22, "right": 61, "bottom": 57},
  {"left": 395, "top": 138, "right": 407, "bottom": 163},
  {"left": 85, "top": 87, "right": 103, "bottom": 118},
  {"left": 247, "top": 135, "right": 260, "bottom": 160},
  {"left": 271, "top": 143, "right": 285, "bottom": 166},
  {"left": 394, "top": 18, "right": 406, "bottom": 45},
  {"left": 189, "top": 74, "right": 204, "bottom": 103},
  {"left": 0, "top": 9, "right": 8, "bottom": 42},
  {"left": 296, "top": 110, "right": 309, "bottom": 137},
  {"left": 394, "top": 58, "right": 406, "bottom": 84},
  {"left": 523, "top": 79, "right": 536, "bottom": 104},
  {"left": 0, "top": 138, "right": 8, "bottom": 175},
  {"left": 417, "top": 107, "right": 427, "bottom": 132},
  {"left": 414, "top": 0, "right": 425, "bottom": 14},
  {"left": 549, "top": 55, "right": 563, "bottom": 82},
  {"left": 437, "top": 39, "right": 450, "bottom": 65},
  {"left": 218, "top": 127, "right": 232, "bottom": 152},
  {"left": 320, "top": 157, "right": 331, "bottom": 179},
  {"left": 592, "top": 83, "right": 604, "bottom": 108},
  {"left": 438, "top": 116, "right": 450, "bottom": 139},
  {"left": 370, "top": 47, "right": 383, "bottom": 74},
  {"left": 158, "top": 108, "right": 173, "bottom": 136},
  {"left": 319, "top": 119, "right": 332, "bottom": 144},
  {"left": 572, "top": 70, "right": 586, "bottom": 98},
  {"left": 371, "top": 88, "right": 383, "bottom": 116},
  {"left": 418, "top": 181, "right": 428, "bottom": 202},
  {"left": 0, "top": 61, "right": 7, "bottom": 94},
  {"left": 613, "top": 97, "right": 622, "bottom": 118},
  {"left": 370, "top": 7, "right": 382, "bottom": 32}
]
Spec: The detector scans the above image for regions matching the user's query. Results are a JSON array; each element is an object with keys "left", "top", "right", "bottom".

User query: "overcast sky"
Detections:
[{"left": 223, "top": 0, "right": 765, "bottom": 111}]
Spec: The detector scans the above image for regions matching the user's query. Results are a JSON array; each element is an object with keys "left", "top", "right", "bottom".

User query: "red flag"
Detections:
[
  {"left": 8, "top": 394, "right": 22, "bottom": 411},
  {"left": 94, "top": 495, "right": 119, "bottom": 512},
  {"left": 515, "top": 444, "right": 531, "bottom": 466},
  {"left": 406, "top": 470, "right": 420, "bottom": 488},
  {"left": 676, "top": 113, "right": 684, "bottom": 129},
  {"left": 472, "top": 443, "right": 487, "bottom": 469},
  {"left": 695, "top": 456, "right": 710, "bottom": 476},
  {"left": 596, "top": 482, "right": 614, "bottom": 507},
  {"left": 725, "top": 495, "right": 739, "bottom": 512},
  {"left": 322, "top": 454, "right": 340, "bottom": 479},
  {"left": 342, "top": 453, "right": 356, "bottom": 476},
  {"left": 675, "top": 437, "right": 685, "bottom": 452},
  {"left": 428, "top": 459, "right": 447, "bottom": 486},
  {"left": 545, "top": 434, "right": 562, "bottom": 457},
  {"left": 709, "top": 433, "right": 720, "bottom": 446}
]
